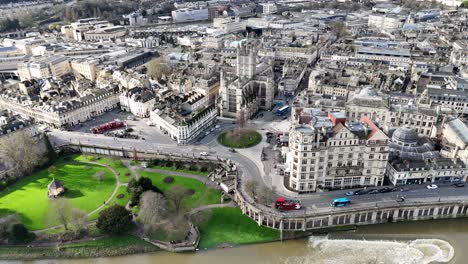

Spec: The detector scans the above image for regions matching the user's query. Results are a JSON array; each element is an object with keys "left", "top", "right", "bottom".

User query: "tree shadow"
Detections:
[{"left": 64, "top": 189, "right": 84, "bottom": 198}]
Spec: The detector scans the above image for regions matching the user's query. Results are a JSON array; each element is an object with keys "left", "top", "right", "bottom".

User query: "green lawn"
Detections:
[
  {"left": 0, "top": 161, "right": 116, "bottom": 230},
  {"left": 197, "top": 208, "right": 280, "bottom": 248},
  {"left": 218, "top": 128, "right": 262, "bottom": 148},
  {"left": 147, "top": 164, "right": 209, "bottom": 177},
  {"left": 73, "top": 155, "right": 133, "bottom": 183},
  {"left": 0, "top": 235, "right": 157, "bottom": 260},
  {"left": 137, "top": 171, "right": 221, "bottom": 210},
  {"left": 88, "top": 185, "right": 129, "bottom": 220}
]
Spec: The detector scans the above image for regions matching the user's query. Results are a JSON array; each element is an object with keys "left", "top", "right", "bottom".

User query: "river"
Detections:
[{"left": 7, "top": 218, "right": 468, "bottom": 264}]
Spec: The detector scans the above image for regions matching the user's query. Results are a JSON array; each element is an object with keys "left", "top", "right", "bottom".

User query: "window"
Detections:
[{"left": 364, "top": 177, "right": 371, "bottom": 184}]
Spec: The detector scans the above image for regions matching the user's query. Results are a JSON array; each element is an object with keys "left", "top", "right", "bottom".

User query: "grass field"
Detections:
[
  {"left": 197, "top": 207, "right": 280, "bottom": 248},
  {"left": 73, "top": 155, "right": 133, "bottom": 183},
  {"left": 137, "top": 170, "right": 221, "bottom": 210},
  {"left": 0, "top": 161, "right": 116, "bottom": 230},
  {"left": 88, "top": 185, "right": 129, "bottom": 220},
  {"left": 218, "top": 128, "right": 262, "bottom": 148},
  {"left": 0, "top": 235, "right": 157, "bottom": 260}
]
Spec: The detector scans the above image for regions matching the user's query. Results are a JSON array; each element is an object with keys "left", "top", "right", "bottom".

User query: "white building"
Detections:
[
  {"left": 119, "top": 87, "right": 156, "bottom": 118},
  {"left": 450, "top": 40, "right": 468, "bottom": 67},
  {"left": 18, "top": 56, "right": 71, "bottom": 81},
  {"left": 258, "top": 3, "right": 277, "bottom": 14},
  {"left": 368, "top": 14, "right": 405, "bottom": 31},
  {"left": 150, "top": 92, "right": 217, "bottom": 144},
  {"left": 386, "top": 126, "right": 467, "bottom": 185},
  {"left": 287, "top": 109, "right": 389, "bottom": 192},
  {"left": 0, "top": 88, "right": 120, "bottom": 127},
  {"left": 171, "top": 8, "right": 209, "bottom": 23}
]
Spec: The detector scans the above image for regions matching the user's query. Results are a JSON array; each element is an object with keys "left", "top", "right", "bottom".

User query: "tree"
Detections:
[
  {"left": 165, "top": 185, "right": 190, "bottom": 215},
  {"left": 0, "top": 131, "right": 44, "bottom": 177},
  {"left": 146, "top": 59, "right": 172, "bottom": 81},
  {"left": 93, "top": 171, "right": 105, "bottom": 181},
  {"left": 244, "top": 179, "right": 258, "bottom": 199},
  {"left": 138, "top": 191, "right": 167, "bottom": 234},
  {"left": 257, "top": 186, "right": 276, "bottom": 205},
  {"left": 8, "top": 223, "right": 35, "bottom": 244},
  {"left": 0, "top": 214, "right": 21, "bottom": 242},
  {"left": 329, "top": 21, "right": 348, "bottom": 39},
  {"left": 96, "top": 205, "right": 133, "bottom": 234},
  {"left": 127, "top": 177, "right": 161, "bottom": 207},
  {"left": 70, "top": 208, "right": 88, "bottom": 234},
  {"left": 236, "top": 109, "right": 246, "bottom": 129},
  {"left": 47, "top": 199, "right": 72, "bottom": 231}
]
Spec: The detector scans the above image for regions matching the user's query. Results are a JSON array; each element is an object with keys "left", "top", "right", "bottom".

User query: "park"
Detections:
[{"left": 0, "top": 153, "right": 280, "bottom": 259}]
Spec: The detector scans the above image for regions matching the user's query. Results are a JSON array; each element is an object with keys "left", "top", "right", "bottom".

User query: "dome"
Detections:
[{"left": 392, "top": 126, "right": 418, "bottom": 144}]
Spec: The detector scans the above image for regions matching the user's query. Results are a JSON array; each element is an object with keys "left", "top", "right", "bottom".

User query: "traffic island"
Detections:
[{"left": 218, "top": 128, "right": 262, "bottom": 148}]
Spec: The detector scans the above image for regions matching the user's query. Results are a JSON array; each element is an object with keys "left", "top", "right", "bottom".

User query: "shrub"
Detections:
[
  {"left": 185, "top": 189, "right": 195, "bottom": 196},
  {"left": 200, "top": 167, "right": 208, "bottom": 172},
  {"left": 8, "top": 223, "right": 35, "bottom": 244},
  {"left": 163, "top": 176, "right": 174, "bottom": 184},
  {"left": 96, "top": 205, "right": 133, "bottom": 234},
  {"left": 175, "top": 162, "right": 183, "bottom": 169},
  {"left": 165, "top": 161, "right": 173, "bottom": 167},
  {"left": 152, "top": 159, "right": 160, "bottom": 166},
  {"left": 125, "top": 172, "right": 131, "bottom": 176},
  {"left": 93, "top": 171, "right": 105, "bottom": 181},
  {"left": 189, "top": 165, "right": 198, "bottom": 171}
]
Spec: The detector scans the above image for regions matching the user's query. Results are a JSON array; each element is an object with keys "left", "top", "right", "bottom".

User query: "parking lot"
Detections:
[{"left": 67, "top": 109, "right": 175, "bottom": 145}]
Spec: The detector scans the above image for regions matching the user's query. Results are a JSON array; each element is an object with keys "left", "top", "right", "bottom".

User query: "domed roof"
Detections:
[{"left": 392, "top": 126, "right": 418, "bottom": 143}]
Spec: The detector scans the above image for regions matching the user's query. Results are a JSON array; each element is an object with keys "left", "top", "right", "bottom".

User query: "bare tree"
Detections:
[
  {"left": 165, "top": 185, "right": 190, "bottom": 215},
  {"left": 146, "top": 59, "right": 172, "bottom": 81},
  {"left": 329, "top": 21, "right": 348, "bottom": 39},
  {"left": 47, "top": 199, "right": 72, "bottom": 231},
  {"left": 236, "top": 109, "right": 246, "bottom": 130},
  {"left": 70, "top": 208, "right": 88, "bottom": 233},
  {"left": 138, "top": 191, "right": 167, "bottom": 233},
  {"left": 257, "top": 186, "right": 276, "bottom": 205},
  {"left": 93, "top": 171, "right": 105, "bottom": 181},
  {"left": 244, "top": 179, "right": 258, "bottom": 199},
  {"left": 0, "top": 131, "right": 44, "bottom": 176}
]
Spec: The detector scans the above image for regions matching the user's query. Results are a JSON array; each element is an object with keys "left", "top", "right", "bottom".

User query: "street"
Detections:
[{"left": 47, "top": 127, "right": 468, "bottom": 214}]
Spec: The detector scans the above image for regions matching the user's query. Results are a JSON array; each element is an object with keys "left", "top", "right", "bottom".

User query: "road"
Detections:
[{"left": 47, "top": 128, "right": 468, "bottom": 214}]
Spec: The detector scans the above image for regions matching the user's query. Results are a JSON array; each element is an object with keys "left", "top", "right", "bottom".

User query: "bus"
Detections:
[
  {"left": 276, "top": 105, "right": 290, "bottom": 116},
  {"left": 330, "top": 197, "right": 351, "bottom": 207}
]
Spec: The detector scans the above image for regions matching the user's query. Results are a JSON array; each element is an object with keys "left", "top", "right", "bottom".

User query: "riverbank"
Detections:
[{"left": 0, "top": 235, "right": 157, "bottom": 260}]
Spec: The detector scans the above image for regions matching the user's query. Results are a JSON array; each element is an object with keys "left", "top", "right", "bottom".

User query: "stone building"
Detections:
[
  {"left": 219, "top": 41, "right": 275, "bottom": 119},
  {"left": 386, "top": 126, "right": 467, "bottom": 185},
  {"left": 48, "top": 178, "right": 65, "bottom": 198},
  {"left": 286, "top": 108, "right": 389, "bottom": 192}
]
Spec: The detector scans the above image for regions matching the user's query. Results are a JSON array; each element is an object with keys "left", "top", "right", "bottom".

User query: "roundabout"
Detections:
[{"left": 217, "top": 128, "right": 262, "bottom": 148}]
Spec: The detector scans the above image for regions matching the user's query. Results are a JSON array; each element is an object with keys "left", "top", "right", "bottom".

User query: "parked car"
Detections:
[
  {"left": 354, "top": 189, "right": 368, "bottom": 195},
  {"left": 453, "top": 182, "right": 465, "bottom": 188},
  {"left": 229, "top": 148, "right": 236, "bottom": 153},
  {"left": 427, "top": 184, "right": 438, "bottom": 189},
  {"left": 200, "top": 152, "right": 208, "bottom": 156},
  {"left": 396, "top": 196, "right": 405, "bottom": 202},
  {"left": 368, "top": 189, "right": 380, "bottom": 194},
  {"left": 379, "top": 187, "right": 393, "bottom": 193},
  {"left": 345, "top": 191, "right": 354, "bottom": 196}
]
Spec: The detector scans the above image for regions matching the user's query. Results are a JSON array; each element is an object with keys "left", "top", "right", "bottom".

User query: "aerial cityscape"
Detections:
[{"left": 0, "top": 0, "right": 467, "bottom": 263}]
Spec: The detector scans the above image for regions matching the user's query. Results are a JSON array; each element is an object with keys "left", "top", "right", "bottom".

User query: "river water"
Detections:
[{"left": 11, "top": 218, "right": 468, "bottom": 264}]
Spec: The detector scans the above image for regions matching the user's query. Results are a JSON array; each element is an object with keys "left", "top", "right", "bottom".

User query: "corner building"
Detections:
[{"left": 287, "top": 109, "right": 389, "bottom": 192}]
